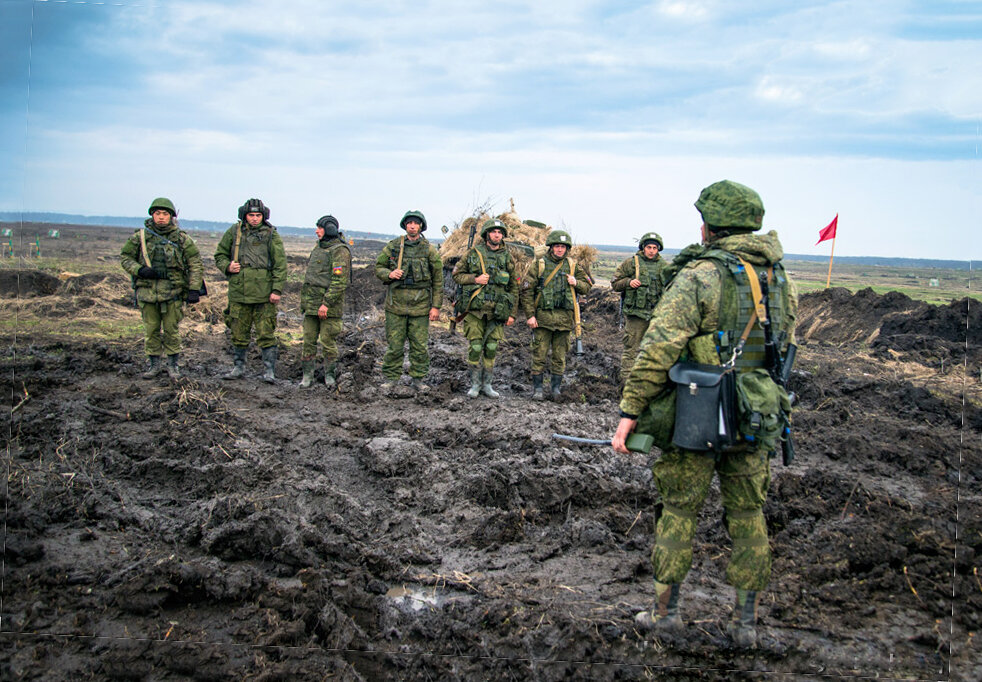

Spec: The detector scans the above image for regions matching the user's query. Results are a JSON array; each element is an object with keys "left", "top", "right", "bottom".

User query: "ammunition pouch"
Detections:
[
  {"left": 668, "top": 362, "right": 738, "bottom": 453},
  {"left": 493, "top": 270, "right": 510, "bottom": 285},
  {"left": 735, "top": 368, "right": 792, "bottom": 456}
]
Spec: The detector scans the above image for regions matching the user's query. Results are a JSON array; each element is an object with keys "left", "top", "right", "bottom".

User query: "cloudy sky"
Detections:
[{"left": 1, "top": 0, "right": 979, "bottom": 259}]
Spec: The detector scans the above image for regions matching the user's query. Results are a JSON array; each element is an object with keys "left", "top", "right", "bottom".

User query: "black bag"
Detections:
[{"left": 668, "top": 362, "right": 738, "bottom": 452}]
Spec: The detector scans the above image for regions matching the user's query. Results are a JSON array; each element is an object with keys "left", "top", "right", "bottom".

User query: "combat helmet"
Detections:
[
  {"left": 316, "top": 215, "right": 340, "bottom": 239},
  {"left": 148, "top": 197, "right": 177, "bottom": 217},
  {"left": 546, "top": 230, "right": 572, "bottom": 247},
  {"left": 400, "top": 210, "right": 428, "bottom": 232},
  {"left": 639, "top": 232, "right": 663, "bottom": 250},
  {"left": 238, "top": 198, "right": 270, "bottom": 222},
  {"left": 481, "top": 218, "right": 508, "bottom": 240},
  {"left": 694, "top": 180, "right": 764, "bottom": 230}
]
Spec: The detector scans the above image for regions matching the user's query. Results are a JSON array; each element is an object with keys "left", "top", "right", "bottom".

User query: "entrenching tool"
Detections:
[{"left": 552, "top": 432, "right": 654, "bottom": 453}]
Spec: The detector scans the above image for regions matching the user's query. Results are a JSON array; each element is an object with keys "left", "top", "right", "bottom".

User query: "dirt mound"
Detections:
[
  {"left": 0, "top": 269, "right": 61, "bottom": 297},
  {"left": 796, "top": 287, "right": 924, "bottom": 343}
]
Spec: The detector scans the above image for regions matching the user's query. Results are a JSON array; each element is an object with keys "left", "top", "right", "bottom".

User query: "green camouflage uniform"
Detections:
[
  {"left": 611, "top": 251, "right": 667, "bottom": 380},
  {"left": 520, "top": 253, "right": 592, "bottom": 375},
  {"left": 375, "top": 235, "right": 444, "bottom": 379},
  {"left": 120, "top": 219, "right": 203, "bottom": 357},
  {"left": 619, "top": 230, "right": 798, "bottom": 592},
  {"left": 300, "top": 236, "right": 351, "bottom": 362},
  {"left": 214, "top": 220, "right": 287, "bottom": 349},
  {"left": 451, "top": 242, "right": 519, "bottom": 370}
]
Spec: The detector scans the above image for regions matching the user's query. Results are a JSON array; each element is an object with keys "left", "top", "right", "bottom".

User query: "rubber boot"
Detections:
[
  {"left": 261, "top": 346, "right": 277, "bottom": 383},
  {"left": 165, "top": 354, "right": 181, "bottom": 380},
  {"left": 550, "top": 373, "right": 563, "bottom": 400},
  {"left": 324, "top": 361, "right": 337, "bottom": 387},
  {"left": 635, "top": 581, "right": 684, "bottom": 633},
  {"left": 224, "top": 348, "right": 246, "bottom": 380},
  {"left": 480, "top": 367, "right": 500, "bottom": 399},
  {"left": 727, "top": 588, "right": 759, "bottom": 648},
  {"left": 466, "top": 366, "right": 482, "bottom": 399},
  {"left": 141, "top": 355, "right": 162, "bottom": 379},
  {"left": 411, "top": 377, "right": 430, "bottom": 392},
  {"left": 531, "top": 374, "right": 544, "bottom": 401},
  {"left": 300, "top": 360, "right": 315, "bottom": 388}
]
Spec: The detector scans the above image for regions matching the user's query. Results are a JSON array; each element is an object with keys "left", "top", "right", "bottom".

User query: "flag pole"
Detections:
[{"left": 824, "top": 234, "right": 835, "bottom": 288}]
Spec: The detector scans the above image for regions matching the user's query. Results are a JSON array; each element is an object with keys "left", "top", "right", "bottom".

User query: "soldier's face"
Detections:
[
  {"left": 246, "top": 212, "right": 264, "bottom": 227},
  {"left": 643, "top": 243, "right": 659, "bottom": 258},
  {"left": 315, "top": 226, "right": 325, "bottom": 240},
  {"left": 486, "top": 228, "right": 504, "bottom": 246},
  {"left": 551, "top": 244, "right": 568, "bottom": 259},
  {"left": 404, "top": 220, "right": 422, "bottom": 239},
  {"left": 152, "top": 210, "right": 172, "bottom": 227}
]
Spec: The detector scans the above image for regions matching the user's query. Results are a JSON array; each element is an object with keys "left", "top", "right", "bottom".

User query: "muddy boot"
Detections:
[
  {"left": 635, "top": 581, "right": 684, "bottom": 633},
  {"left": 299, "top": 360, "right": 315, "bottom": 388},
  {"left": 324, "top": 361, "right": 337, "bottom": 387},
  {"left": 380, "top": 378, "right": 398, "bottom": 391},
  {"left": 466, "top": 366, "right": 482, "bottom": 399},
  {"left": 411, "top": 377, "right": 431, "bottom": 392},
  {"left": 550, "top": 373, "right": 563, "bottom": 400},
  {"left": 224, "top": 348, "right": 246, "bottom": 380},
  {"left": 727, "top": 588, "right": 759, "bottom": 648},
  {"left": 531, "top": 374, "right": 544, "bottom": 401},
  {"left": 141, "top": 355, "right": 162, "bottom": 379},
  {"left": 165, "top": 354, "right": 182, "bottom": 380},
  {"left": 480, "top": 367, "right": 500, "bottom": 399},
  {"left": 261, "top": 346, "right": 277, "bottom": 383}
]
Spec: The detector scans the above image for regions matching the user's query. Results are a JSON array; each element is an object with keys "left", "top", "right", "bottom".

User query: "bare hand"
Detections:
[
  {"left": 567, "top": 274, "right": 577, "bottom": 286},
  {"left": 389, "top": 269, "right": 404, "bottom": 280},
  {"left": 505, "top": 316, "right": 515, "bottom": 327},
  {"left": 269, "top": 293, "right": 281, "bottom": 304},
  {"left": 630, "top": 279, "right": 642, "bottom": 288},
  {"left": 526, "top": 316, "right": 538, "bottom": 329},
  {"left": 611, "top": 417, "right": 638, "bottom": 455},
  {"left": 228, "top": 261, "right": 241, "bottom": 274},
  {"left": 428, "top": 307, "right": 440, "bottom": 322},
  {"left": 318, "top": 304, "right": 328, "bottom": 319},
  {"left": 474, "top": 273, "right": 490, "bottom": 285}
]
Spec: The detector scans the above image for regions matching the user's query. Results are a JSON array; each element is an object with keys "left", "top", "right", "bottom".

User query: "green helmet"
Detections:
[
  {"left": 480, "top": 218, "right": 508, "bottom": 239},
  {"left": 148, "top": 197, "right": 177, "bottom": 217},
  {"left": 400, "top": 210, "right": 428, "bottom": 232},
  {"left": 639, "top": 232, "right": 663, "bottom": 250},
  {"left": 546, "top": 230, "right": 572, "bottom": 247},
  {"left": 694, "top": 180, "right": 764, "bottom": 230}
]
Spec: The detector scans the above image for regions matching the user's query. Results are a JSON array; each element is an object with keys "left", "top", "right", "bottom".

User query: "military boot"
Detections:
[
  {"left": 635, "top": 581, "right": 684, "bottom": 633},
  {"left": 224, "top": 348, "right": 246, "bottom": 380},
  {"left": 165, "top": 354, "right": 182, "bottom": 380},
  {"left": 324, "top": 360, "right": 337, "bottom": 387},
  {"left": 411, "top": 377, "right": 431, "bottom": 392},
  {"left": 300, "top": 360, "right": 315, "bottom": 388},
  {"left": 550, "top": 373, "right": 563, "bottom": 400},
  {"left": 727, "top": 588, "right": 759, "bottom": 648},
  {"left": 261, "top": 346, "right": 278, "bottom": 383},
  {"left": 466, "top": 366, "right": 482, "bottom": 399},
  {"left": 141, "top": 355, "right": 162, "bottom": 379},
  {"left": 480, "top": 367, "right": 500, "bottom": 399},
  {"left": 531, "top": 374, "right": 544, "bottom": 401}
]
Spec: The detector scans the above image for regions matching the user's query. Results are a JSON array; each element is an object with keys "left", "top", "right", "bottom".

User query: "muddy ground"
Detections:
[{"left": 1, "top": 228, "right": 981, "bottom": 680}]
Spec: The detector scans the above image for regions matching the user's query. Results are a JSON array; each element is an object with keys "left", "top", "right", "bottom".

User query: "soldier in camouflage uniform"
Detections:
[
  {"left": 611, "top": 232, "right": 668, "bottom": 383},
  {"left": 451, "top": 219, "right": 519, "bottom": 398},
  {"left": 214, "top": 198, "right": 287, "bottom": 383},
  {"left": 299, "top": 215, "right": 351, "bottom": 388},
  {"left": 612, "top": 180, "right": 798, "bottom": 648},
  {"left": 520, "top": 230, "right": 592, "bottom": 400},
  {"left": 374, "top": 210, "right": 443, "bottom": 391},
  {"left": 120, "top": 197, "right": 204, "bottom": 380}
]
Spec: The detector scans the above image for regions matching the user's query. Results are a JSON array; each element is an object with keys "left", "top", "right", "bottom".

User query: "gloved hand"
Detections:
[
  {"left": 186, "top": 290, "right": 200, "bottom": 304},
  {"left": 137, "top": 266, "right": 158, "bottom": 279}
]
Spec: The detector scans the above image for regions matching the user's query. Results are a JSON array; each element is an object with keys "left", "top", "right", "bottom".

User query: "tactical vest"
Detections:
[
  {"left": 462, "top": 244, "right": 512, "bottom": 313},
  {"left": 238, "top": 224, "right": 276, "bottom": 271},
  {"left": 536, "top": 257, "right": 575, "bottom": 311},
  {"left": 304, "top": 240, "right": 349, "bottom": 288},
  {"left": 389, "top": 238, "right": 433, "bottom": 289},
  {"left": 622, "top": 254, "right": 663, "bottom": 319}
]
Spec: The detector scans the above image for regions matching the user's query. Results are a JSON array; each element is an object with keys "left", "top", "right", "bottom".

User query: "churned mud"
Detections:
[{"left": 1, "top": 241, "right": 980, "bottom": 680}]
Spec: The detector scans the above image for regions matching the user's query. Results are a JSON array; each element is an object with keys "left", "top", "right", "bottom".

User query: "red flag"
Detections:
[{"left": 816, "top": 214, "right": 838, "bottom": 244}]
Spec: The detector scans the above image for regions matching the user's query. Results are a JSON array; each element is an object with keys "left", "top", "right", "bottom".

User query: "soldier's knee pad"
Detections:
[{"left": 484, "top": 340, "right": 499, "bottom": 360}]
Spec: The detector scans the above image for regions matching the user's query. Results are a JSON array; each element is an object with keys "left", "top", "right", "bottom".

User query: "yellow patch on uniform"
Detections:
[{"left": 332, "top": 266, "right": 343, "bottom": 274}]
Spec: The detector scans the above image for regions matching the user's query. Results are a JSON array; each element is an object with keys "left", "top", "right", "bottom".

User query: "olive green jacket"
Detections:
[
  {"left": 520, "top": 253, "right": 592, "bottom": 331},
  {"left": 451, "top": 242, "right": 519, "bottom": 320},
  {"left": 120, "top": 219, "right": 203, "bottom": 304},
  {"left": 214, "top": 221, "right": 287, "bottom": 304},
  {"left": 611, "top": 251, "right": 667, "bottom": 320},
  {"left": 301, "top": 237, "right": 350, "bottom": 318},
  {"left": 374, "top": 235, "right": 444, "bottom": 316}
]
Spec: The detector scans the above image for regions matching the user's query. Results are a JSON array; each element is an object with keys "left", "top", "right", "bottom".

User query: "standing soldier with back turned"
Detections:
[
  {"left": 611, "top": 232, "right": 667, "bottom": 383},
  {"left": 299, "top": 215, "right": 350, "bottom": 388},
  {"left": 520, "top": 230, "right": 592, "bottom": 400},
  {"left": 214, "top": 198, "right": 287, "bottom": 382},
  {"left": 120, "top": 197, "right": 203, "bottom": 380},
  {"left": 451, "top": 218, "right": 519, "bottom": 398},
  {"left": 375, "top": 210, "right": 443, "bottom": 391},
  {"left": 612, "top": 180, "right": 798, "bottom": 648}
]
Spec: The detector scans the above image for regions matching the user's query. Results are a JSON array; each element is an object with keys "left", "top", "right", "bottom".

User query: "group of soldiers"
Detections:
[{"left": 121, "top": 181, "right": 796, "bottom": 648}]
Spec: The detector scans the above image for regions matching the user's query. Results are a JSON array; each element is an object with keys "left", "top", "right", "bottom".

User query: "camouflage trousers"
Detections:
[
  {"left": 382, "top": 311, "right": 430, "bottom": 380},
  {"left": 301, "top": 315, "right": 342, "bottom": 361},
  {"left": 620, "top": 314, "right": 650, "bottom": 381},
  {"left": 140, "top": 300, "right": 184, "bottom": 356},
  {"left": 227, "top": 301, "right": 277, "bottom": 349},
  {"left": 462, "top": 312, "right": 504, "bottom": 371},
  {"left": 651, "top": 446, "right": 772, "bottom": 591},
  {"left": 530, "top": 327, "right": 570, "bottom": 375}
]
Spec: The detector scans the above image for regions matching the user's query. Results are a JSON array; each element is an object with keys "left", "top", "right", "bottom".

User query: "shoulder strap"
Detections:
[
  {"left": 723, "top": 256, "right": 774, "bottom": 366},
  {"left": 396, "top": 236, "right": 405, "bottom": 271},
  {"left": 232, "top": 224, "right": 242, "bottom": 263},
  {"left": 138, "top": 230, "right": 152, "bottom": 268},
  {"left": 633, "top": 254, "right": 639, "bottom": 280},
  {"left": 466, "top": 246, "right": 488, "bottom": 308}
]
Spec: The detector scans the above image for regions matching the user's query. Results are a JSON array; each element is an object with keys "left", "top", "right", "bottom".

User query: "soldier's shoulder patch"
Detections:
[{"left": 332, "top": 265, "right": 344, "bottom": 274}]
